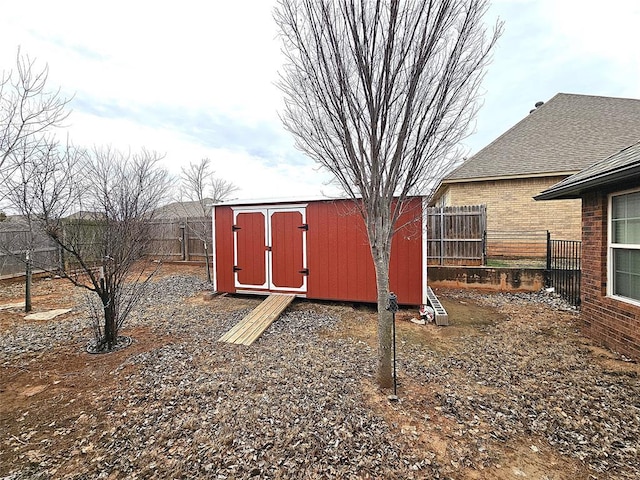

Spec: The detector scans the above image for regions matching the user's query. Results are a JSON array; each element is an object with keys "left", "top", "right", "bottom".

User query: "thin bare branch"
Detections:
[{"left": 0, "top": 48, "right": 72, "bottom": 176}]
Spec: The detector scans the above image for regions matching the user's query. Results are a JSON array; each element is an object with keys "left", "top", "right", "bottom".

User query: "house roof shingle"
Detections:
[
  {"left": 444, "top": 93, "right": 640, "bottom": 182},
  {"left": 535, "top": 141, "right": 640, "bottom": 200}
]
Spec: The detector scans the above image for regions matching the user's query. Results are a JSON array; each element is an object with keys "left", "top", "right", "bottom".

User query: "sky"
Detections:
[{"left": 1, "top": 0, "right": 639, "bottom": 201}]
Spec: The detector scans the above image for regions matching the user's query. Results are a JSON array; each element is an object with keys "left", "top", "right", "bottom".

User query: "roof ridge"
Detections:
[{"left": 553, "top": 92, "right": 640, "bottom": 103}]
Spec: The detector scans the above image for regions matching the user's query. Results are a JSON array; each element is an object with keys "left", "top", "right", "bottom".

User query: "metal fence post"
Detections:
[
  {"left": 25, "top": 250, "right": 32, "bottom": 312},
  {"left": 482, "top": 230, "right": 487, "bottom": 266},
  {"left": 545, "top": 230, "right": 552, "bottom": 287}
]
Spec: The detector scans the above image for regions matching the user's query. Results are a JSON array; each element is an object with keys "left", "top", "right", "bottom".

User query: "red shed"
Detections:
[
  {"left": 212, "top": 196, "right": 428, "bottom": 306},
  {"left": 212, "top": 197, "right": 427, "bottom": 305}
]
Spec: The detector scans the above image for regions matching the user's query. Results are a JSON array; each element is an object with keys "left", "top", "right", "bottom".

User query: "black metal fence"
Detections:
[
  {"left": 484, "top": 230, "right": 548, "bottom": 267},
  {"left": 546, "top": 234, "right": 582, "bottom": 306}
]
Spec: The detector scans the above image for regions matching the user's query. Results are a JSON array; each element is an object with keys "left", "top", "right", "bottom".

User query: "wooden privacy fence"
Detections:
[
  {"left": 0, "top": 229, "right": 60, "bottom": 278},
  {"left": 426, "top": 205, "right": 486, "bottom": 266},
  {"left": 426, "top": 207, "right": 569, "bottom": 269},
  {"left": 147, "top": 216, "right": 212, "bottom": 262},
  {"left": 0, "top": 216, "right": 212, "bottom": 278}
]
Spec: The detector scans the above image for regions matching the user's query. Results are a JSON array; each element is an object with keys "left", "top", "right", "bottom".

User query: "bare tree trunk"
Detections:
[
  {"left": 101, "top": 291, "right": 117, "bottom": 350},
  {"left": 104, "top": 302, "right": 116, "bottom": 349},
  {"left": 370, "top": 210, "right": 394, "bottom": 388},
  {"left": 99, "top": 272, "right": 117, "bottom": 350},
  {"left": 374, "top": 256, "right": 393, "bottom": 388},
  {"left": 204, "top": 241, "right": 212, "bottom": 283}
]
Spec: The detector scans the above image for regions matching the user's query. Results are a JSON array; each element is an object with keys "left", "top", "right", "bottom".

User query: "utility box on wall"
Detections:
[{"left": 212, "top": 197, "right": 427, "bottom": 306}]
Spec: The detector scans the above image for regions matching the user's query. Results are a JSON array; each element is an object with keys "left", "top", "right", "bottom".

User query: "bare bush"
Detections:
[{"left": 41, "top": 147, "right": 173, "bottom": 351}]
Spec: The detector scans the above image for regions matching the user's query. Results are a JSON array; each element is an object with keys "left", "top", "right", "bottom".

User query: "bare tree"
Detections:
[
  {"left": 37, "top": 146, "right": 172, "bottom": 352},
  {"left": 0, "top": 48, "right": 71, "bottom": 177},
  {"left": 0, "top": 136, "right": 80, "bottom": 311},
  {"left": 178, "top": 158, "right": 238, "bottom": 282},
  {"left": 275, "top": 0, "right": 501, "bottom": 387},
  {"left": 0, "top": 49, "right": 71, "bottom": 301}
]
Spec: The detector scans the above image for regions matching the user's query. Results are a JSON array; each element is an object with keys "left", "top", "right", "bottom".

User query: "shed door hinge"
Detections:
[
  {"left": 298, "top": 224, "right": 309, "bottom": 231},
  {"left": 299, "top": 268, "right": 309, "bottom": 275},
  {"left": 233, "top": 266, "right": 242, "bottom": 272},
  {"left": 232, "top": 225, "right": 240, "bottom": 232}
]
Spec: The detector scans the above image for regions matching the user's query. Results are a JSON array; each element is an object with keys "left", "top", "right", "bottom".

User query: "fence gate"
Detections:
[{"left": 546, "top": 234, "right": 582, "bottom": 306}]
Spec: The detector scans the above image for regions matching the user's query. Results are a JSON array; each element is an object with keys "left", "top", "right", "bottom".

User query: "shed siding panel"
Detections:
[
  {"left": 271, "top": 211, "right": 304, "bottom": 289},
  {"left": 306, "top": 199, "right": 422, "bottom": 305},
  {"left": 306, "top": 201, "right": 377, "bottom": 302},
  {"left": 214, "top": 206, "right": 235, "bottom": 293},
  {"left": 390, "top": 201, "right": 423, "bottom": 305}
]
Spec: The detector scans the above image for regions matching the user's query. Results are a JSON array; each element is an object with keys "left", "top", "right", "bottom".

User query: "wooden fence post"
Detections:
[
  {"left": 179, "top": 224, "right": 186, "bottom": 261},
  {"left": 183, "top": 219, "right": 190, "bottom": 261}
]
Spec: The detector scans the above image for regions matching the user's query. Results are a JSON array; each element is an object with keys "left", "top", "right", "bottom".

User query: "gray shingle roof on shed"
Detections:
[
  {"left": 535, "top": 140, "right": 640, "bottom": 200},
  {"left": 445, "top": 93, "right": 640, "bottom": 182}
]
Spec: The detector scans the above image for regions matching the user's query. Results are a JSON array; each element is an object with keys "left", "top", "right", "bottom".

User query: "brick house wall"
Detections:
[
  {"left": 439, "top": 176, "right": 582, "bottom": 240},
  {"left": 581, "top": 191, "right": 640, "bottom": 361}
]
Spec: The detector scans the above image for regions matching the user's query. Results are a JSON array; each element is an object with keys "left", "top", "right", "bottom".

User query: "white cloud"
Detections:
[
  {"left": 2, "top": 0, "right": 640, "bottom": 197},
  {"left": 66, "top": 109, "right": 335, "bottom": 199}
]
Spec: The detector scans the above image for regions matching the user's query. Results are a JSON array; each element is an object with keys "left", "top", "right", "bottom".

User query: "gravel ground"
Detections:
[
  {"left": 2, "top": 275, "right": 640, "bottom": 479},
  {"left": 405, "top": 289, "right": 640, "bottom": 478}
]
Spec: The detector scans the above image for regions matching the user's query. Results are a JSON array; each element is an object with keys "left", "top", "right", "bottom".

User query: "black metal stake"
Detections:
[
  {"left": 25, "top": 250, "right": 32, "bottom": 313},
  {"left": 387, "top": 292, "right": 399, "bottom": 398}
]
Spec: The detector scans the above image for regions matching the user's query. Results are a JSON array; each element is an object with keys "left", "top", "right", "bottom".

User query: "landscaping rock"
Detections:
[{"left": 2, "top": 274, "right": 639, "bottom": 479}]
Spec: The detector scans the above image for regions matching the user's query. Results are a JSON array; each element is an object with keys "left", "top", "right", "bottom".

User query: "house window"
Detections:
[{"left": 609, "top": 189, "right": 640, "bottom": 304}]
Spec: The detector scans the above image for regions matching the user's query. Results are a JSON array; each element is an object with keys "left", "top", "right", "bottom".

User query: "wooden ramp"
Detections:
[
  {"left": 219, "top": 294, "right": 295, "bottom": 345},
  {"left": 426, "top": 287, "right": 449, "bottom": 326}
]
